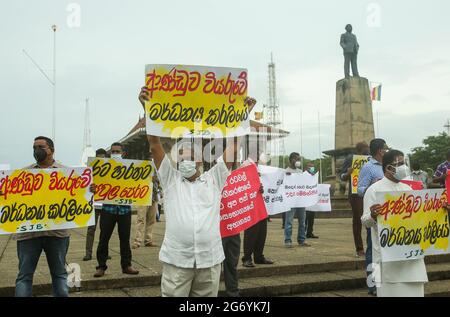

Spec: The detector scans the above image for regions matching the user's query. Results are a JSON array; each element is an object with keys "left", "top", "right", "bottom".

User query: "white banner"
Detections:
[
  {"left": 259, "top": 166, "right": 319, "bottom": 215},
  {"left": 306, "top": 184, "right": 331, "bottom": 212},
  {"left": 284, "top": 172, "right": 319, "bottom": 208},
  {"left": 259, "top": 165, "right": 288, "bottom": 215}
]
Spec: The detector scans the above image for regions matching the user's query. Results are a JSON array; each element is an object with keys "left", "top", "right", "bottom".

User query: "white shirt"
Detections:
[
  {"left": 361, "top": 177, "right": 428, "bottom": 283},
  {"left": 157, "top": 155, "right": 230, "bottom": 269}
]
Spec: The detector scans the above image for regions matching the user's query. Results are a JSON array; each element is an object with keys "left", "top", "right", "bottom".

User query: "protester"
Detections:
[
  {"left": 284, "top": 152, "right": 310, "bottom": 248},
  {"left": 305, "top": 161, "right": 319, "bottom": 239},
  {"left": 357, "top": 138, "right": 388, "bottom": 296},
  {"left": 83, "top": 148, "right": 110, "bottom": 261},
  {"left": 94, "top": 142, "right": 140, "bottom": 278},
  {"left": 432, "top": 149, "right": 450, "bottom": 187},
  {"left": 340, "top": 141, "right": 369, "bottom": 257},
  {"left": 242, "top": 152, "right": 274, "bottom": 267},
  {"left": 361, "top": 149, "right": 428, "bottom": 297},
  {"left": 132, "top": 152, "right": 160, "bottom": 249},
  {"left": 139, "top": 86, "right": 256, "bottom": 297},
  {"left": 14, "top": 136, "right": 94, "bottom": 297},
  {"left": 411, "top": 162, "right": 430, "bottom": 189}
]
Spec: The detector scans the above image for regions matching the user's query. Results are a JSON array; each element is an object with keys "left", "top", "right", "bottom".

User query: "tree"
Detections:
[{"left": 409, "top": 132, "right": 450, "bottom": 174}]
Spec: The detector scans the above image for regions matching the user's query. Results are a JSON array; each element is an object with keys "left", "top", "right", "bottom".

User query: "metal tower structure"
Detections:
[
  {"left": 263, "top": 53, "right": 285, "bottom": 160},
  {"left": 81, "top": 98, "right": 95, "bottom": 166},
  {"left": 444, "top": 119, "right": 450, "bottom": 135}
]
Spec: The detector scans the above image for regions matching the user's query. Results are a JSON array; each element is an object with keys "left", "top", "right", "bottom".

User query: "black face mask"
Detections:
[{"left": 33, "top": 148, "right": 48, "bottom": 163}]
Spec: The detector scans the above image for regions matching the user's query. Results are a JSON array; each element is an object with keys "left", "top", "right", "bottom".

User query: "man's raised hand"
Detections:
[
  {"left": 139, "top": 86, "right": 150, "bottom": 109},
  {"left": 245, "top": 97, "right": 257, "bottom": 113}
]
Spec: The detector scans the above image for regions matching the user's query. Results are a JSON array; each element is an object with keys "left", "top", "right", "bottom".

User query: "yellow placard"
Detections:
[
  {"left": 376, "top": 189, "right": 450, "bottom": 262},
  {"left": 144, "top": 64, "right": 249, "bottom": 138},
  {"left": 0, "top": 167, "right": 94, "bottom": 235},
  {"left": 88, "top": 158, "right": 154, "bottom": 206},
  {"left": 351, "top": 155, "right": 370, "bottom": 194}
]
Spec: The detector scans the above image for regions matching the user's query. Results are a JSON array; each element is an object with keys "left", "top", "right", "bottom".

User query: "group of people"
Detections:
[
  {"left": 341, "top": 138, "right": 450, "bottom": 297},
  {"left": 6, "top": 86, "right": 450, "bottom": 298}
]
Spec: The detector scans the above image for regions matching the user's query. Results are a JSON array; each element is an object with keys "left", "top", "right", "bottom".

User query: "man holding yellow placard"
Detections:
[
  {"left": 93, "top": 143, "right": 141, "bottom": 278},
  {"left": 340, "top": 141, "right": 369, "bottom": 257},
  {"left": 362, "top": 149, "right": 430, "bottom": 297},
  {"left": 11, "top": 136, "right": 96, "bottom": 297}
]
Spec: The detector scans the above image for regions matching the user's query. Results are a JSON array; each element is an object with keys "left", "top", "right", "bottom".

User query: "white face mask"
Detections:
[
  {"left": 391, "top": 164, "right": 411, "bottom": 181},
  {"left": 179, "top": 160, "right": 197, "bottom": 179},
  {"left": 111, "top": 154, "right": 122, "bottom": 160},
  {"left": 294, "top": 161, "right": 302, "bottom": 169}
]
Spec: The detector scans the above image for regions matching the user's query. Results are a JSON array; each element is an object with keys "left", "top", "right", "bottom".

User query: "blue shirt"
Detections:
[
  {"left": 102, "top": 204, "right": 131, "bottom": 215},
  {"left": 357, "top": 158, "right": 384, "bottom": 197}
]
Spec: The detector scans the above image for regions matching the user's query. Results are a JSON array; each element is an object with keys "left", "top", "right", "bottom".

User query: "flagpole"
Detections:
[
  {"left": 300, "top": 109, "right": 304, "bottom": 168},
  {"left": 318, "top": 111, "right": 322, "bottom": 184}
]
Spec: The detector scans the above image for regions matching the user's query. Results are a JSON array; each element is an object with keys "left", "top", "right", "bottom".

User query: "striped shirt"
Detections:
[{"left": 357, "top": 158, "right": 384, "bottom": 197}]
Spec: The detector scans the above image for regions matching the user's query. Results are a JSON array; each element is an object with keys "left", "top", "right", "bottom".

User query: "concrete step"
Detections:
[
  {"left": 10, "top": 254, "right": 450, "bottom": 297},
  {"left": 62, "top": 261, "right": 450, "bottom": 297},
  {"left": 228, "top": 262, "right": 450, "bottom": 297},
  {"left": 295, "top": 279, "right": 450, "bottom": 297},
  {"left": 11, "top": 253, "right": 450, "bottom": 297}
]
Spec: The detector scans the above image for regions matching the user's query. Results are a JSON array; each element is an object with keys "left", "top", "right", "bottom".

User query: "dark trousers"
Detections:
[
  {"left": 85, "top": 208, "right": 101, "bottom": 257},
  {"left": 282, "top": 212, "right": 286, "bottom": 228},
  {"left": 96, "top": 211, "right": 132, "bottom": 270},
  {"left": 344, "top": 52, "right": 359, "bottom": 77},
  {"left": 242, "top": 219, "right": 267, "bottom": 263},
  {"left": 349, "top": 194, "right": 364, "bottom": 252},
  {"left": 222, "top": 234, "right": 241, "bottom": 297},
  {"left": 306, "top": 211, "right": 316, "bottom": 236}
]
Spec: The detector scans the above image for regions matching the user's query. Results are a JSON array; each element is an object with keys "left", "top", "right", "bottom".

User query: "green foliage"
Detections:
[{"left": 409, "top": 132, "right": 450, "bottom": 174}]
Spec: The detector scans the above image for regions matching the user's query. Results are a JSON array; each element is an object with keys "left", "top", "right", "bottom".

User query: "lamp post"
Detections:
[
  {"left": 51, "top": 25, "right": 57, "bottom": 144},
  {"left": 23, "top": 25, "right": 57, "bottom": 144}
]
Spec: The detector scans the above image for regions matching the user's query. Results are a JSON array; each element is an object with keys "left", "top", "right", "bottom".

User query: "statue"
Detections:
[{"left": 340, "top": 24, "right": 360, "bottom": 78}]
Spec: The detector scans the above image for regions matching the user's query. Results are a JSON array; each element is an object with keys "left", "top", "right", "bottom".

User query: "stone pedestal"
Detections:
[
  {"left": 335, "top": 77, "right": 374, "bottom": 149},
  {"left": 324, "top": 77, "right": 375, "bottom": 198}
]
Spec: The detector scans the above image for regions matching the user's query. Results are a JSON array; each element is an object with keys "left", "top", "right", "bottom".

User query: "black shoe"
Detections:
[
  {"left": 83, "top": 255, "right": 92, "bottom": 261},
  {"left": 242, "top": 260, "right": 255, "bottom": 268},
  {"left": 307, "top": 234, "right": 319, "bottom": 239},
  {"left": 254, "top": 258, "right": 274, "bottom": 265},
  {"left": 107, "top": 256, "right": 112, "bottom": 260}
]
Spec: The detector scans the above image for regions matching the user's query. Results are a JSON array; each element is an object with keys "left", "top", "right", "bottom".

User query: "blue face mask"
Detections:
[{"left": 308, "top": 167, "right": 316, "bottom": 174}]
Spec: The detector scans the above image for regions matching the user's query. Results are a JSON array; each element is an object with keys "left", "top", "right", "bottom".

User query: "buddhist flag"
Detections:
[{"left": 371, "top": 84, "right": 382, "bottom": 101}]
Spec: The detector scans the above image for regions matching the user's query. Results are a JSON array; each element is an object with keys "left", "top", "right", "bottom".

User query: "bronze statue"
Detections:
[{"left": 340, "top": 24, "right": 360, "bottom": 78}]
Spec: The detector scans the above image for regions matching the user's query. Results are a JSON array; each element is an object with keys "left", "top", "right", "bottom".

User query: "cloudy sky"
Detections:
[{"left": 1, "top": 0, "right": 449, "bottom": 168}]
